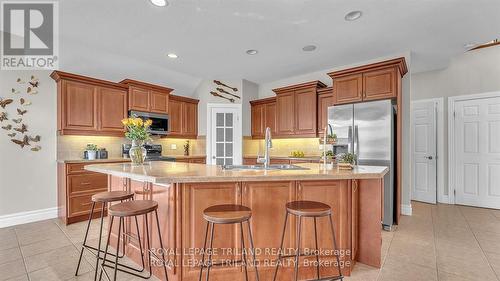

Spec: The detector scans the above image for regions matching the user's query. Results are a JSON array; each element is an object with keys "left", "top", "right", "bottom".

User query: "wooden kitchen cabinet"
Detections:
[
  {"left": 317, "top": 87, "right": 334, "bottom": 136},
  {"left": 121, "top": 79, "right": 172, "bottom": 114},
  {"left": 181, "top": 182, "right": 241, "bottom": 280},
  {"left": 98, "top": 87, "right": 128, "bottom": 132},
  {"left": 57, "top": 160, "right": 129, "bottom": 225},
  {"left": 175, "top": 156, "right": 206, "bottom": 164},
  {"left": 328, "top": 58, "right": 407, "bottom": 105},
  {"left": 166, "top": 95, "right": 199, "bottom": 139},
  {"left": 273, "top": 81, "right": 326, "bottom": 138},
  {"left": 250, "top": 97, "right": 276, "bottom": 139},
  {"left": 51, "top": 71, "right": 128, "bottom": 136}
]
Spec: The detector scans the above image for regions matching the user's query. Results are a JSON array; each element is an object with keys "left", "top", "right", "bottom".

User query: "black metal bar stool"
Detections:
[
  {"left": 273, "top": 201, "right": 343, "bottom": 281},
  {"left": 99, "top": 200, "right": 169, "bottom": 281},
  {"left": 75, "top": 190, "right": 136, "bottom": 280},
  {"left": 199, "top": 204, "right": 260, "bottom": 281}
]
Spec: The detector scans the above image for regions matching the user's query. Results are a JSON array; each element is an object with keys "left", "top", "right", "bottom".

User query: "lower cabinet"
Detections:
[
  {"left": 57, "top": 161, "right": 127, "bottom": 225},
  {"left": 174, "top": 156, "right": 206, "bottom": 164}
]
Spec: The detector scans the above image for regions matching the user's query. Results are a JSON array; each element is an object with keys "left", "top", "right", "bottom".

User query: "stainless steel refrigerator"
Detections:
[{"left": 328, "top": 99, "right": 396, "bottom": 230}]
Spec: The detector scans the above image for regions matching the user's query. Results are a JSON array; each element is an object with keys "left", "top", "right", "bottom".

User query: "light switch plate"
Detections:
[{"left": 171, "top": 144, "right": 177, "bottom": 149}]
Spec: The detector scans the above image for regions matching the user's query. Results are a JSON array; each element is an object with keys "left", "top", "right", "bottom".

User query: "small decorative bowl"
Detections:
[{"left": 337, "top": 163, "right": 354, "bottom": 170}]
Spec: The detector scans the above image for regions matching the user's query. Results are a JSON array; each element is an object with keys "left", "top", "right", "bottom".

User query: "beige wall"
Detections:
[
  {"left": 411, "top": 46, "right": 500, "bottom": 198},
  {"left": 0, "top": 71, "right": 57, "bottom": 216}
]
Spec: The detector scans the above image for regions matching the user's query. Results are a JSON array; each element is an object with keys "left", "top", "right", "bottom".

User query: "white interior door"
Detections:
[
  {"left": 207, "top": 105, "right": 242, "bottom": 166},
  {"left": 411, "top": 100, "right": 437, "bottom": 204},
  {"left": 454, "top": 97, "right": 500, "bottom": 209}
]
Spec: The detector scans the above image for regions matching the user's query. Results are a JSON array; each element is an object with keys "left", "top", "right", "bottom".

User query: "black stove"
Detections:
[{"left": 122, "top": 144, "right": 176, "bottom": 162}]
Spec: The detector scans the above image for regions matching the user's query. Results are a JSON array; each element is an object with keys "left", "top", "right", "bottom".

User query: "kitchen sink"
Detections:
[{"left": 222, "top": 164, "right": 310, "bottom": 171}]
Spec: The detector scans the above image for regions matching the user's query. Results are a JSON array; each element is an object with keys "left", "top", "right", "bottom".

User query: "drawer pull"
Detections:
[
  {"left": 80, "top": 182, "right": 91, "bottom": 185},
  {"left": 80, "top": 202, "right": 92, "bottom": 207}
]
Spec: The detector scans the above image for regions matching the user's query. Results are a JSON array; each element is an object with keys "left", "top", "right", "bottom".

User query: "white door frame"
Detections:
[
  {"left": 410, "top": 98, "right": 445, "bottom": 203},
  {"left": 448, "top": 91, "right": 500, "bottom": 204},
  {"left": 206, "top": 103, "right": 243, "bottom": 165}
]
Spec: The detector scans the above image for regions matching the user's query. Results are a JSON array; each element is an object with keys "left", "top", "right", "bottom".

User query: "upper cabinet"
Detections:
[
  {"left": 120, "top": 79, "right": 173, "bottom": 114},
  {"left": 317, "top": 87, "right": 334, "bottom": 136},
  {"left": 250, "top": 97, "right": 276, "bottom": 139},
  {"left": 273, "top": 81, "right": 326, "bottom": 138},
  {"left": 328, "top": 57, "right": 407, "bottom": 105},
  {"left": 51, "top": 71, "right": 128, "bottom": 136},
  {"left": 166, "top": 95, "right": 199, "bottom": 139}
]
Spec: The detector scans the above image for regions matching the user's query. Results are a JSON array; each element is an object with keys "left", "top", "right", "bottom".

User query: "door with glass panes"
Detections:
[{"left": 209, "top": 107, "right": 240, "bottom": 166}]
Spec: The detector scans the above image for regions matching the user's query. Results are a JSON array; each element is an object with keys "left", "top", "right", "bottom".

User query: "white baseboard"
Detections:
[
  {"left": 401, "top": 204, "right": 412, "bottom": 216},
  {"left": 438, "top": 195, "right": 450, "bottom": 204},
  {"left": 0, "top": 207, "right": 58, "bottom": 228}
]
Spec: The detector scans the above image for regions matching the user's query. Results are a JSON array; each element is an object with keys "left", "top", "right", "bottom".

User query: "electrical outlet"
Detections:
[{"left": 171, "top": 144, "right": 177, "bottom": 150}]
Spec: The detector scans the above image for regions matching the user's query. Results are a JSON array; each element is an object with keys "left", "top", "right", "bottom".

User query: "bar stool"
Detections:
[
  {"left": 273, "top": 201, "right": 343, "bottom": 281},
  {"left": 199, "top": 204, "right": 260, "bottom": 281},
  {"left": 99, "top": 200, "right": 169, "bottom": 281},
  {"left": 75, "top": 191, "right": 135, "bottom": 280}
]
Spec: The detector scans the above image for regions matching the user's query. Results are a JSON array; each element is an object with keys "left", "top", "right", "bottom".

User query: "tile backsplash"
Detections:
[
  {"left": 243, "top": 137, "right": 322, "bottom": 156},
  {"left": 57, "top": 135, "right": 207, "bottom": 160}
]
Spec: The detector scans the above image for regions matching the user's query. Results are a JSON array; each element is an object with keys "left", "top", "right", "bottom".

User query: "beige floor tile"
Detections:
[
  {"left": 0, "top": 259, "right": 27, "bottom": 281},
  {"left": 437, "top": 251, "right": 497, "bottom": 281},
  {"left": 438, "top": 270, "right": 476, "bottom": 281},
  {"left": 468, "top": 220, "right": 500, "bottom": 234},
  {"left": 0, "top": 247, "right": 22, "bottom": 266},
  {"left": 484, "top": 251, "right": 500, "bottom": 277},
  {"left": 24, "top": 245, "right": 81, "bottom": 273},
  {"left": 385, "top": 237, "right": 436, "bottom": 269},
  {"left": 28, "top": 258, "right": 92, "bottom": 281},
  {"left": 16, "top": 226, "right": 68, "bottom": 246},
  {"left": 20, "top": 236, "right": 72, "bottom": 257},
  {"left": 344, "top": 263, "right": 379, "bottom": 281},
  {"left": 476, "top": 235, "right": 500, "bottom": 254},
  {"left": 3, "top": 274, "right": 29, "bottom": 281},
  {"left": 14, "top": 220, "right": 59, "bottom": 233},
  {"left": 0, "top": 229, "right": 18, "bottom": 251},
  {"left": 377, "top": 258, "right": 437, "bottom": 281}
]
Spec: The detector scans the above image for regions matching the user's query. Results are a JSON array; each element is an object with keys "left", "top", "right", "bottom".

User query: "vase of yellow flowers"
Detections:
[{"left": 122, "top": 117, "right": 152, "bottom": 165}]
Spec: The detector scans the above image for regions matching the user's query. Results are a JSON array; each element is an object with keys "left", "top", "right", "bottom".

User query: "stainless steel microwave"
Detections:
[{"left": 129, "top": 110, "right": 169, "bottom": 135}]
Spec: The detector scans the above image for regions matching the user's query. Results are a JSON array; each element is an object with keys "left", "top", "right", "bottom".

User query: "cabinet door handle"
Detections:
[{"left": 80, "top": 182, "right": 91, "bottom": 186}]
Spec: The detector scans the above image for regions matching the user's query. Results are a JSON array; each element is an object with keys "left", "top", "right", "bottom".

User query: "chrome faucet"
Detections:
[
  {"left": 323, "top": 124, "right": 334, "bottom": 166},
  {"left": 257, "top": 127, "right": 273, "bottom": 169}
]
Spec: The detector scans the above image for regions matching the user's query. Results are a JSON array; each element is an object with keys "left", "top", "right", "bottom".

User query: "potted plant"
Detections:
[
  {"left": 337, "top": 152, "right": 356, "bottom": 170},
  {"left": 122, "top": 117, "right": 152, "bottom": 165},
  {"left": 85, "top": 144, "right": 98, "bottom": 160}
]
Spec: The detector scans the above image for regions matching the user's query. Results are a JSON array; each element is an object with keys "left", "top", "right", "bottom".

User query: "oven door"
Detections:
[{"left": 129, "top": 111, "right": 169, "bottom": 135}]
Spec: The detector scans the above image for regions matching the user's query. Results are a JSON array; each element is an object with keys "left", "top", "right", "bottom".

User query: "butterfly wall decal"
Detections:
[
  {"left": 0, "top": 112, "right": 7, "bottom": 122},
  {"left": 2, "top": 124, "right": 12, "bottom": 130},
  {"left": 20, "top": 98, "right": 32, "bottom": 106},
  {"left": 11, "top": 135, "right": 30, "bottom": 148},
  {"left": 27, "top": 87, "right": 38, "bottom": 95},
  {"left": 31, "top": 145, "right": 41, "bottom": 152},
  {"left": 12, "top": 118, "right": 22, "bottom": 123},
  {"left": 14, "top": 124, "right": 27, "bottom": 133},
  {"left": 29, "top": 81, "right": 39, "bottom": 88},
  {"left": 16, "top": 78, "right": 25, "bottom": 84},
  {"left": 11, "top": 88, "right": 20, "bottom": 94},
  {"left": 7, "top": 132, "right": 16, "bottom": 137},
  {"left": 17, "top": 108, "right": 27, "bottom": 115},
  {"left": 0, "top": 98, "right": 13, "bottom": 108},
  {"left": 29, "top": 135, "right": 40, "bottom": 142}
]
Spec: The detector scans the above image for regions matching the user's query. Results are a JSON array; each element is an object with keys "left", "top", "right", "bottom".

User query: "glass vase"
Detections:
[{"left": 129, "top": 140, "right": 147, "bottom": 165}]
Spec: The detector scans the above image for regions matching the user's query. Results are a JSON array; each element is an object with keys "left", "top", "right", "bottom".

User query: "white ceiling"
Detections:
[{"left": 58, "top": 0, "right": 500, "bottom": 86}]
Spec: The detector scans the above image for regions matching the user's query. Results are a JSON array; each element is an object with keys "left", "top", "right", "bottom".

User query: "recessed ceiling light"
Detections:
[
  {"left": 302, "top": 45, "right": 317, "bottom": 52},
  {"left": 167, "top": 53, "right": 178, "bottom": 59},
  {"left": 345, "top": 11, "right": 362, "bottom": 21},
  {"left": 246, "top": 49, "right": 258, "bottom": 55},
  {"left": 150, "top": 0, "right": 168, "bottom": 7}
]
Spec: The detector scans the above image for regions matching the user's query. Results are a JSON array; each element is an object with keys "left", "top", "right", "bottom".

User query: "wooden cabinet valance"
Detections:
[
  {"left": 328, "top": 57, "right": 407, "bottom": 105},
  {"left": 120, "top": 79, "right": 173, "bottom": 114},
  {"left": 51, "top": 71, "right": 128, "bottom": 137}
]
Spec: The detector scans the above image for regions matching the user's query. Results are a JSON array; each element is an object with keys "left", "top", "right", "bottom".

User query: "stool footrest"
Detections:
[
  {"left": 278, "top": 253, "right": 338, "bottom": 259},
  {"left": 306, "top": 276, "right": 343, "bottom": 281}
]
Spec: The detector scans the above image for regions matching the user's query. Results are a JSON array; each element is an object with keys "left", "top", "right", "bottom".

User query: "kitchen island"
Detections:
[{"left": 86, "top": 162, "right": 387, "bottom": 281}]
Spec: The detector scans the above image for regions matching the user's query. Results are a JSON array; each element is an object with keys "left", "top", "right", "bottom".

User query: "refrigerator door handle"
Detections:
[
  {"left": 354, "top": 125, "right": 359, "bottom": 164},
  {"left": 348, "top": 125, "right": 353, "bottom": 154}
]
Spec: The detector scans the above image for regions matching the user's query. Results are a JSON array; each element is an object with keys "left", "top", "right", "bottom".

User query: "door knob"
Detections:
[
  {"left": 212, "top": 156, "right": 216, "bottom": 159},
  {"left": 426, "top": 156, "right": 433, "bottom": 160}
]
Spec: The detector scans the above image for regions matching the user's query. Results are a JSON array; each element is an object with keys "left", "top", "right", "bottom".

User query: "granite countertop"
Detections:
[{"left": 85, "top": 162, "right": 388, "bottom": 185}]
